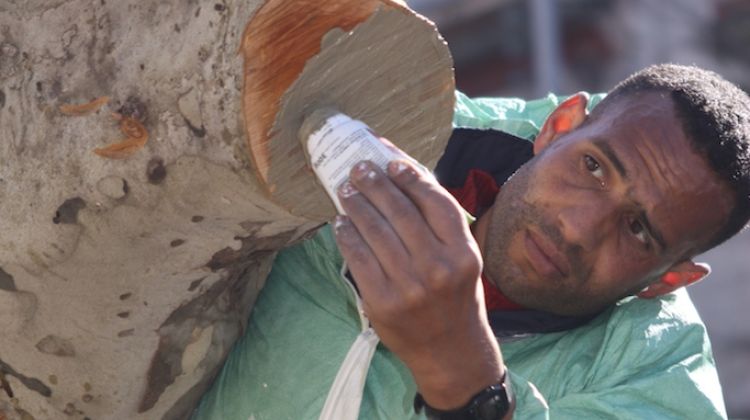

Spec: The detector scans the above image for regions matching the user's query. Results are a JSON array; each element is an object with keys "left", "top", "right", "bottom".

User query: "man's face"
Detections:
[{"left": 482, "top": 92, "right": 734, "bottom": 316}]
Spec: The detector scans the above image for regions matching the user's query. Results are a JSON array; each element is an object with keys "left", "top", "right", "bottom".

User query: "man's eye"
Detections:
[
  {"left": 629, "top": 219, "right": 649, "bottom": 245},
  {"left": 584, "top": 154, "right": 604, "bottom": 181}
]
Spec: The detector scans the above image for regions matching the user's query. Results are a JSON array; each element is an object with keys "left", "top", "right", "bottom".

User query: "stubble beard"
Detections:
[{"left": 482, "top": 163, "right": 594, "bottom": 316}]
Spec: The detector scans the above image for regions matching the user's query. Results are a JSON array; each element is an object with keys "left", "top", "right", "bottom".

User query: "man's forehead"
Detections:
[
  {"left": 587, "top": 93, "right": 696, "bottom": 177},
  {"left": 591, "top": 91, "right": 681, "bottom": 135}
]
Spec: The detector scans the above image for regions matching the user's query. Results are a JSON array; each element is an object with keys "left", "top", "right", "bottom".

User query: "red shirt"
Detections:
[{"left": 446, "top": 169, "right": 524, "bottom": 311}]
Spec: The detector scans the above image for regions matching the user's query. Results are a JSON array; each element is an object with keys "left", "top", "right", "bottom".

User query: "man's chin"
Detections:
[{"left": 496, "top": 277, "right": 605, "bottom": 317}]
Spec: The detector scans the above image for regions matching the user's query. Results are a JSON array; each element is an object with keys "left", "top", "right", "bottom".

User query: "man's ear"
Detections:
[
  {"left": 534, "top": 92, "right": 589, "bottom": 155},
  {"left": 637, "top": 261, "right": 711, "bottom": 299}
]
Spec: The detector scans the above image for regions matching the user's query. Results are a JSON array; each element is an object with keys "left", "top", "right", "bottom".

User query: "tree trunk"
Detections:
[{"left": 0, "top": 1, "right": 453, "bottom": 419}]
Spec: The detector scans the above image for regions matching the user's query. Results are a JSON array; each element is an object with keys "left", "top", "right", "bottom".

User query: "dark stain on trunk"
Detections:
[
  {"left": 187, "top": 277, "right": 204, "bottom": 292},
  {"left": 206, "top": 222, "right": 269, "bottom": 272},
  {"left": 138, "top": 223, "right": 296, "bottom": 414},
  {"left": 0, "top": 267, "right": 16, "bottom": 291},
  {"left": 117, "top": 95, "right": 148, "bottom": 124},
  {"left": 0, "top": 356, "right": 52, "bottom": 397},
  {"left": 35, "top": 335, "right": 76, "bottom": 357},
  {"left": 1, "top": 371, "right": 13, "bottom": 398},
  {"left": 52, "top": 197, "right": 86, "bottom": 224},
  {"left": 184, "top": 118, "right": 207, "bottom": 138},
  {"left": 147, "top": 157, "right": 167, "bottom": 184}
]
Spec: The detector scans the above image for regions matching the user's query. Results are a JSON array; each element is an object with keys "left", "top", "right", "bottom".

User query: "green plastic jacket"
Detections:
[{"left": 193, "top": 92, "right": 728, "bottom": 420}]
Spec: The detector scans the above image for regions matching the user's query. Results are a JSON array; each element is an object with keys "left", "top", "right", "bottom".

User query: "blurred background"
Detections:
[{"left": 409, "top": 0, "right": 750, "bottom": 417}]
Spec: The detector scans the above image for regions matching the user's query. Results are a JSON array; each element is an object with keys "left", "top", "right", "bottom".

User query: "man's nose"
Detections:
[{"left": 556, "top": 196, "right": 616, "bottom": 250}]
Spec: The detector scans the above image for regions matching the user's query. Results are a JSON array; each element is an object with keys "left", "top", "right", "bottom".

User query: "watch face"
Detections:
[{"left": 471, "top": 387, "right": 510, "bottom": 420}]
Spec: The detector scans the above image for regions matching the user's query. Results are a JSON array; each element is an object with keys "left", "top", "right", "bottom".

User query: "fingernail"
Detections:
[
  {"left": 352, "top": 161, "right": 378, "bottom": 181},
  {"left": 353, "top": 161, "right": 369, "bottom": 176},
  {"left": 338, "top": 181, "right": 359, "bottom": 197},
  {"left": 388, "top": 160, "right": 408, "bottom": 176},
  {"left": 367, "top": 169, "right": 378, "bottom": 181}
]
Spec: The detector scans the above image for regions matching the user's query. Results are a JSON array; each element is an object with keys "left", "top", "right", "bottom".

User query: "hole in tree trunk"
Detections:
[
  {"left": 0, "top": 267, "right": 16, "bottom": 291},
  {"left": 147, "top": 157, "right": 167, "bottom": 184},
  {"left": 52, "top": 197, "right": 86, "bottom": 224}
]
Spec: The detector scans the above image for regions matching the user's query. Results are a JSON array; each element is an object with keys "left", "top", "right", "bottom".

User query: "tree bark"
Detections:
[{"left": 0, "top": 1, "right": 453, "bottom": 419}]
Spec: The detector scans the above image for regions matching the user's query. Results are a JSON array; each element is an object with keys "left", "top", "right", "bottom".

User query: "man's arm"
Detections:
[{"left": 332, "top": 157, "right": 510, "bottom": 414}]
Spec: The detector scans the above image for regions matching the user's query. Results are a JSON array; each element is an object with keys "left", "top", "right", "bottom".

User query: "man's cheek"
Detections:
[{"left": 587, "top": 263, "right": 640, "bottom": 300}]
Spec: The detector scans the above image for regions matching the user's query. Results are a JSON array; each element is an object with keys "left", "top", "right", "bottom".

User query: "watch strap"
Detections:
[{"left": 414, "top": 372, "right": 513, "bottom": 420}]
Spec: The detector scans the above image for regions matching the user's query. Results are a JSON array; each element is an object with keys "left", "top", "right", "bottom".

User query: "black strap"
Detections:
[{"left": 414, "top": 371, "right": 513, "bottom": 420}]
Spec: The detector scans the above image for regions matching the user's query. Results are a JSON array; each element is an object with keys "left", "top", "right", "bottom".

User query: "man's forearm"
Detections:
[{"left": 408, "top": 300, "right": 505, "bottom": 410}]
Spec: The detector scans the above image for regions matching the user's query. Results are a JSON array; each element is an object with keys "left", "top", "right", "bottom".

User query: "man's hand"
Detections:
[{"left": 333, "top": 159, "right": 505, "bottom": 410}]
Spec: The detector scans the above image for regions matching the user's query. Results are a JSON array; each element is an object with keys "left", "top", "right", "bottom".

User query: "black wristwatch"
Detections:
[{"left": 414, "top": 373, "right": 514, "bottom": 420}]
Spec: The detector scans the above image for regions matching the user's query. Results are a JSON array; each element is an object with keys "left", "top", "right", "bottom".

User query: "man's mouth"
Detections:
[{"left": 524, "top": 228, "right": 570, "bottom": 280}]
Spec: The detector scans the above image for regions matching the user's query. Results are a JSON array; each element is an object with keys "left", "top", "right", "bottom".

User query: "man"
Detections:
[{"left": 194, "top": 64, "right": 750, "bottom": 419}]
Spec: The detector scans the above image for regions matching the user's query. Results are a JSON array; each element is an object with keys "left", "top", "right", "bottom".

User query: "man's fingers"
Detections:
[
  {"left": 347, "top": 161, "right": 440, "bottom": 254},
  {"left": 337, "top": 182, "right": 418, "bottom": 284},
  {"left": 386, "top": 159, "right": 472, "bottom": 244},
  {"left": 332, "top": 215, "right": 392, "bottom": 304}
]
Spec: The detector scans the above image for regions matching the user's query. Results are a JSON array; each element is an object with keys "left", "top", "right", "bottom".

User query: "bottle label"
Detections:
[{"left": 307, "top": 115, "right": 401, "bottom": 213}]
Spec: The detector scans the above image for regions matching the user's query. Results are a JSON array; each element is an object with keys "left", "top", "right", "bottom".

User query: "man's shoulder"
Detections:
[
  {"left": 599, "top": 289, "right": 712, "bottom": 370},
  {"left": 452, "top": 90, "right": 606, "bottom": 138},
  {"left": 610, "top": 288, "right": 707, "bottom": 334},
  {"left": 506, "top": 288, "right": 710, "bottom": 362},
  {"left": 502, "top": 289, "right": 715, "bottom": 399}
]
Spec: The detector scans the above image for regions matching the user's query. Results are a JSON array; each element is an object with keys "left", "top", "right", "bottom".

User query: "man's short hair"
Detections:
[{"left": 591, "top": 64, "right": 750, "bottom": 252}]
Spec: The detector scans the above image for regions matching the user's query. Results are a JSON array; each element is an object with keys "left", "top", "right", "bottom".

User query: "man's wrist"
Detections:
[
  {"left": 413, "top": 368, "right": 503, "bottom": 410},
  {"left": 414, "top": 370, "right": 514, "bottom": 420},
  {"left": 405, "top": 318, "right": 504, "bottom": 409}
]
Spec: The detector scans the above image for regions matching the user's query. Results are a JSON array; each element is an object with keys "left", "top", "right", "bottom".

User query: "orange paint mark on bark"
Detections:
[
  {"left": 59, "top": 96, "right": 110, "bottom": 116},
  {"left": 94, "top": 113, "right": 149, "bottom": 159}
]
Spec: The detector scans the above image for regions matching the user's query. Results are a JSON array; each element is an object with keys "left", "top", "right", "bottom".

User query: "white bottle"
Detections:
[{"left": 299, "top": 108, "right": 403, "bottom": 214}]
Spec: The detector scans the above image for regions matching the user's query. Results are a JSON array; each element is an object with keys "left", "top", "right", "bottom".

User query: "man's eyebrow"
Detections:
[
  {"left": 638, "top": 210, "right": 668, "bottom": 252},
  {"left": 593, "top": 140, "right": 628, "bottom": 179}
]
